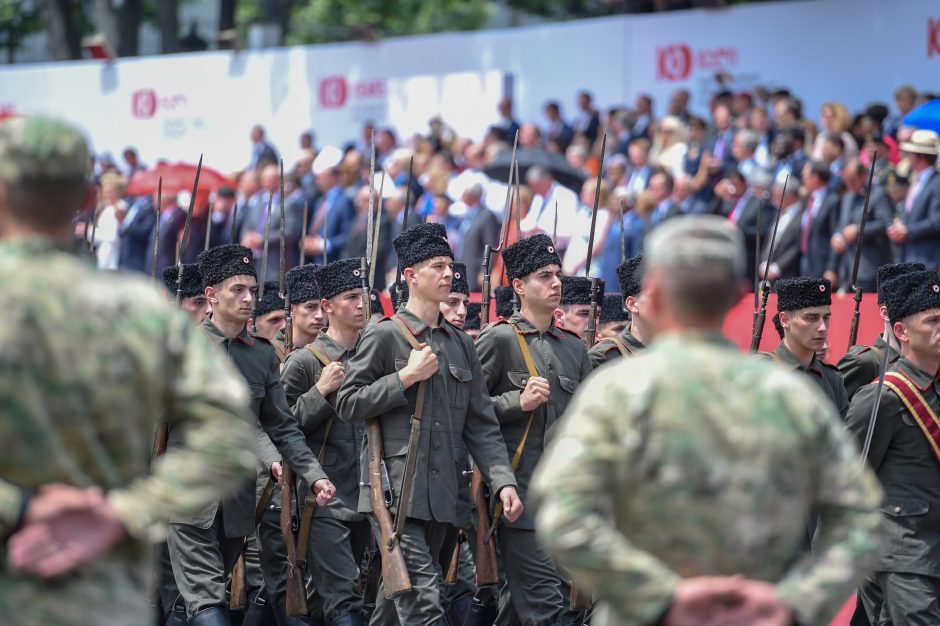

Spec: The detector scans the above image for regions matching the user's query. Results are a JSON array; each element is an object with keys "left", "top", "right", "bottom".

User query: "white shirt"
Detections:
[
  {"left": 94, "top": 200, "right": 126, "bottom": 270},
  {"left": 519, "top": 182, "right": 579, "bottom": 251}
]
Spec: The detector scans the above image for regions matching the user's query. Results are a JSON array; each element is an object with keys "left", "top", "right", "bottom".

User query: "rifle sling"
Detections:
[
  {"left": 510, "top": 324, "right": 538, "bottom": 474},
  {"left": 391, "top": 315, "right": 428, "bottom": 540},
  {"left": 308, "top": 345, "right": 338, "bottom": 464},
  {"left": 610, "top": 336, "right": 630, "bottom": 358},
  {"left": 296, "top": 495, "right": 316, "bottom": 563}
]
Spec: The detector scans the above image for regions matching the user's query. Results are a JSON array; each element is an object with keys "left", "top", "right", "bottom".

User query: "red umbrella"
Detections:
[{"left": 127, "top": 161, "right": 234, "bottom": 197}]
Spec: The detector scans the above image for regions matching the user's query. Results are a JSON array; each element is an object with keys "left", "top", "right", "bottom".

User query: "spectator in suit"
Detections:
[
  {"left": 519, "top": 123, "right": 543, "bottom": 149},
  {"left": 543, "top": 100, "right": 574, "bottom": 153},
  {"left": 631, "top": 94, "right": 654, "bottom": 142},
  {"left": 773, "top": 126, "right": 809, "bottom": 180},
  {"left": 625, "top": 139, "right": 652, "bottom": 196},
  {"left": 573, "top": 90, "right": 600, "bottom": 145},
  {"left": 457, "top": 183, "right": 500, "bottom": 291},
  {"left": 122, "top": 147, "right": 146, "bottom": 178},
  {"left": 147, "top": 191, "right": 186, "bottom": 276},
  {"left": 832, "top": 159, "right": 895, "bottom": 291},
  {"left": 709, "top": 103, "right": 736, "bottom": 167},
  {"left": 521, "top": 165, "right": 579, "bottom": 254},
  {"left": 821, "top": 132, "right": 847, "bottom": 183},
  {"left": 303, "top": 145, "right": 356, "bottom": 265},
  {"left": 205, "top": 186, "right": 238, "bottom": 249},
  {"left": 343, "top": 184, "right": 393, "bottom": 289},
  {"left": 496, "top": 97, "right": 520, "bottom": 143},
  {"left": 888, "top": 130, "right": 940, "bottom": 270},
  {"left": 799, "top": 160, "right": 842, "bottom": 283},
  {"left": 646, "top": 169, "right": 683, "bottom": 229},
  {"left": 118, "top": 194, "right": 156, "bottom": 273},
  {"left": 884, "top": 85, "right": 918, "bottom": 139},
  {"left": 667, "top": 88, "right": 691, "bottom": 122},
  {"left": 749, "top": 107, "right": 774, "bottom": 168},
  {"left": 727, "top": 168, "right": 775, "bottom": 282},
  {"left": 759, "top": 176, "right": 803, "bottom": 282},
  {"left": 732, "top": 129, "right": 761, "bottom": 180},
  {"left": 247, "top": 124, "right": 279, "bottom": 171}
]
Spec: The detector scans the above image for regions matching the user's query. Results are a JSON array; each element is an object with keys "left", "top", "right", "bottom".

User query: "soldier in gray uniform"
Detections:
[
  {"left": 163, "top": 263, "right": 210, "bottom": 323},
  {"left": 589, "top": 255, "right": 648, "bottom": 367},
  {"left": 494, "top": 285, "right": 515, "bottom": 321},
  {"left": 166, "top": 244, "right": 336, "bottom": 626},
  {"left": 475, "top": 234, "right": 593, "bottom": 626},
  {"left": 838, "top": 262, "right": 926, "bottom": 400},
  {"left": 336, "top": 223, "right": 522, "bottom": 626},
  {"left": 554, "top": 275, "right": 595, "bottom": 345},
  {"left": 254, "top": 280, "right": 286, "bottom": 343},
  {"left": 597, "top": 294, "right": 629, "bottom": 341},
  {"left": 281, "top": 258, "right": 371, "bottom": 626},
  {"left": 848, "top": 269, "right": 940, "bottom": 626},
  {"left": 758, "top": 277, "right": 850, "bottom": 418}
]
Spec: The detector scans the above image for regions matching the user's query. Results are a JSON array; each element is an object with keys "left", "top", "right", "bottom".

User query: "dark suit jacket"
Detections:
[
  {"left": 343, "top": 209, "right": 393, "bottom": 290},
  {"left": 146, "top": 205, "right": 187, "bottom": 277},
  {"left": 835, "top": 188, "right": 895, "bottom": 291},
  {"left": 239, "top": 191, "right": 305, "bottom": 282},
  {"left": 730, "top": 195, "right": 776, "bottom": 282},
  {"left": 312, "top": 190, "right": 357, "bottom": 265},
  {"left": 574, "top": 111, "right": 600, "bottom": 144},
  {"left": 118, "top": 198, "right": 156, "bottom": 273},
  {"left": 761, "top": 203, "right": 804, "bottom": 281},
  {"left": 799, "top": 191, "right": 841, "bottom": 278},
  {"left": 901, "top": 170, "right": 940, "bottom": 270},
  {"left": 460, "top": 207, "right": 501, "bottom": 291}
]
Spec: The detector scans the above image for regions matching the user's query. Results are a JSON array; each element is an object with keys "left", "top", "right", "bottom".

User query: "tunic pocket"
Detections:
[{"left": 448, "top": 363, "right": 473, "bottom": 407}]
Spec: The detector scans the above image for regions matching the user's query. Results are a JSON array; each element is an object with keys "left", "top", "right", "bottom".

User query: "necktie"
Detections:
[
  {"left": 800, "top": 195, "right": 816, "bottom": 254},
  {"left": 905, "top": 171, "right": 924, "bottom": 214}
]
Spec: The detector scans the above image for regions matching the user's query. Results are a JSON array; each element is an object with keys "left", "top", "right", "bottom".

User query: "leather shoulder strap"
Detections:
[
  {"left": 393, "top": 315, "right": 423, "bottom": 350},
  {"left": 307, "top": 345, "right": 335, "bottom": 463},
  {"left": 307, "top": 345, "right": 332, "bottom": 366},
  {"left": 610, "top": 336, "right": 630, "bottom": 357},
  {"left": 511, "top": 323, "right": 540, "bottom": 377}
]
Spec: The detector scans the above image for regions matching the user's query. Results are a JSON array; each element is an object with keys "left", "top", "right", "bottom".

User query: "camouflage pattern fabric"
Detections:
[{"left": 532, "top": 331, "right": 883, "bottom": 626}]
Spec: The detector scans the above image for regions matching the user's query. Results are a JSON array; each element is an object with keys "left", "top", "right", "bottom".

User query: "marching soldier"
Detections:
[
  {"left": 597, "top": 294, "right": 629, "bottom": 340},
  {"left": 475, "top": 233, "right": 593, "bottom": 626},
  {"left": 494, "top": 285, "right": 515, "bottom": 321},
  {"left": 0, "top": 116, "right": 256, "bottom": 626},
  {"left": 847, "top": 269, "right": 940, "bottom": 625},
  {"left": 463, "top": 302, "right": 482, "bottom": 341},
  {"left": 838, "top": 262, "right": 925, "bottom": 400},
  {"left": 533, "top": 215, "right": 883, "bottom": 626},
  {"left": 589, "top": 255, "right": 648, "bottom": 366},
  {"left": 254, "top": 280, "right": 286, "bottom": 343},
  {"left": 281, "top": 258, "right": 371, "bottom": 626},
  {"left": 165, "top": 244, "right": 336, "bottom": 626},
  {"left": 284, "top": 263, "right": 327, "bottom": 351},
  {"left": 336, "top": 222, "right": 522, "bottom": 626},
  {"left": 757, "top": 277, "right": 849, "bottom": 418},
  {"left": 441, "top": 262, "right": 470, "bottom": 330},
  {"left": 554, "top": 275, "right": 595, "bottom": 344},
  {"left": 163, "top": 263, "right": 211, "bottom": 323}
]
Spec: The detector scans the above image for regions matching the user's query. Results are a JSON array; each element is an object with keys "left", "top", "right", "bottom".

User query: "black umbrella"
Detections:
[{"left": 484, "top": 148, "right": 586, "bottom": 191}]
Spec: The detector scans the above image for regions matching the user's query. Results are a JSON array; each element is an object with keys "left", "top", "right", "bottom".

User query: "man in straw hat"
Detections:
[{"left": 887, "top": 129, "right": 940, "bottom": 269}]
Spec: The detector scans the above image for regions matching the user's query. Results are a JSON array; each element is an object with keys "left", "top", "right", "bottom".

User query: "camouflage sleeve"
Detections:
[
  {"left": 107, "top": 316, "right": 257, "bottom": 542},
  {"left": 775, "top": 400, "right": 883, "bottom": 625},
  {"left": 0, "top": 479, "right": 24, "bottom": 539},
  {"left": 532, "top": 367, "right": 681, "bottom": 625}
]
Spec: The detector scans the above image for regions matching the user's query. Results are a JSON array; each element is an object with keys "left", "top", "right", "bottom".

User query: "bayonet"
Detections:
[
  {"left": 254, "top": 188, "right": 274, "bottom": 329},
  {"left": 585, "top": 135, "right": 607, "bottom": 347},
  {"left": 299, "top": 201, "right": 308, "bottom": 266},
  {"left": 847, "top": 155, "right": 878, "bottom": 349},
  {"left": 230, "top": 200, "right": 238, "bottom": 244},
  {"left": 749, "top": 174, "right": 788, "bottom": 353},
  {"left": 369, "top": 171, "right": 386, "bottom": 289},
  {"left": 175, "top": 155, "right": 203, "bottom": 306},
  {"left": 150, "top": 177, "right": 162, "bottom": 280}
]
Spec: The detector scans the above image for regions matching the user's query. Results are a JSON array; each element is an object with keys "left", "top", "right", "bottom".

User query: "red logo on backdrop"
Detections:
[
  {"left": 319, "top": 76, "right": 348, "bottom": 109},
  {"left": 132, "top": 89, "right": 158, "bottom": 119},
  {"left": 657, "top": 45, "right": 693, "bottom": 81},
  {"left": 929, "top": 18, "right": 940, "bottom": 58}
]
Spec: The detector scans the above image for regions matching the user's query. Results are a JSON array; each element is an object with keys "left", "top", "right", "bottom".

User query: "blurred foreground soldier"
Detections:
[
  {"left": 0, "top": 116, "right": 256, "bottom": 625},
  {"left": 848, "top": 270, "right": 940, "bottom": 626},
  {"left": 440, "top": 262, "right": 470, "bottom": 330},
  {"left": 759, "top": 277, "right": 849, "bottom": 418},
  {"left": 597, "top": 294, "right": 629, "bottom": 340},
  {"left": 532, "top": 215, "right": 883, "bottom": 626},
  {"left": 255, "top": 279, "right": 286, "bottom": 343},
  {"left": 590, "top": 255, "right": 648, "bottom": 366},
  {"left": 163, "top": 262, "right": 210, "bottom": 323},
  {"left": 838, "top": 262, "right": 925, "bottom": 400},
  {"left": 554, "top": 275, "right": 595, "bottom": 344}
]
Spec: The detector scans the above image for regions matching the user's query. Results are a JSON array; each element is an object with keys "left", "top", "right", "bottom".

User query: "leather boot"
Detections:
[
  {"left": 242, "top": 600, "right": 279, "bottom": 626},
  {"left": 328, "top": 612, "right": 364, "bottom": 626},
  {"left": 188, "top": 607, "right": 231, "bottom": 626}
]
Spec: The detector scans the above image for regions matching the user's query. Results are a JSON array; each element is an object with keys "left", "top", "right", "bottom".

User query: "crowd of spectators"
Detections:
[{"left": 80, "top": 83, "right": 940, "bottom": 295}]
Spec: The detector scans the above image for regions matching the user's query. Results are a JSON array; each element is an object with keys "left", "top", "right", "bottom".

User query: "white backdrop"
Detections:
[{"left": 0, "top": 0, "right": 936, "bottom": 173}]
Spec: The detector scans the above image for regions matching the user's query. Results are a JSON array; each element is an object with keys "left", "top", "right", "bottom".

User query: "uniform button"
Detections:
[
  {"left": 434, "top": 444, "right": 440, "bottom": 451},
  {"left": 434, "top": 421, "right": 440, "bottom": 427},
  {"left": 435, "top": 396, "right": 442, "bottom": 402},
  {"left": 359, "top": 482, "right": 366, "bottom": 487},
  {"left": 894, "top": 506, "right": 902, "bottom": 513},
  {"left": 432, "top": 469, "right": 438, "bottom": 475}
]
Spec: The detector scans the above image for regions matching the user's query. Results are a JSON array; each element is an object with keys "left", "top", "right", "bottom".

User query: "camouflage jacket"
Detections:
[
  {"left": 532, "top": 331, "right": 883, "bottom": 626},
  {"left": 0, "top": 237, "right": 256, "bottom": 625}
]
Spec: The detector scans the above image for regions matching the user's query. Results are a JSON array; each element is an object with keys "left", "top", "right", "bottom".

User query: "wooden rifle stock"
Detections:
[
  {"left": 749, "top": 281, "right": 771, "bottom": 353},
  {"left": 366, "top": 418, "right": 412, "bottom": 597},
  {"left": 570, "top": 582, "right": 592, "bottom": 611},
  {"left": 848, "top": 288, "right": 863, "bottom": 349},
  {"left": 280, "top": 465, "right": 308, "bottom": 617},
  {"left": 150, "top": 423, "right": 169, "bottom": 465},
  {"left": 470, "top": 466, "right": 499, "bottom": 587},
  {"left": 444, "top": 534, "right": 461, "bottom": 585},
  {"left": 230, "top": 554, "right": 247, "bottom": 610}
]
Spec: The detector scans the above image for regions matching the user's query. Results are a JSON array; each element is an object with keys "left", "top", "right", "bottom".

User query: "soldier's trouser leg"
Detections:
[
  {"left": 244, "top": 532, "right": 267, "bottom": 604},
  {"left": 368, "top": 517, "right": 450, "bottom": 626},
  {"left": 168, "top": 513, "right": 245, "bottom": 619},
  {"left": 877, "top": 572, "right": 940, "bottom": 626},
  {"left": 308, "top": 516, "right": 370, "bottom": 621},
  {"left": 850, "top": 589, "right": 873, "bottom": 626},
  {"left": 497, "top": 527, "right": 564, "bottom": 626},
  {"left": 257, "top": 508, "right": 292, "bottom": 622},
  {"left": 158, "top": 541, "right": 185, "bottom": 613}
]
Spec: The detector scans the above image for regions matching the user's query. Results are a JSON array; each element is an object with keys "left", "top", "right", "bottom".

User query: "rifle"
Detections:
[
  {"left": 480, "top": 141, "right": 518, "bottom": 327},
  {"left": 230, "top": 554, "right": 247, "bottom": 610},
  {"left": 511, "top": 157, "right": 522, "bottom": 314},
  {"left": 847, "top": 155, "right": 878, "bottom": 350},
  {"left": 584, "top": 135, "right": 607, "bottom": 347},
  {"left": 230, "top": 200, "right": 239, "bottom": 244},
  {"left": 444, "top": 532, "right": 462, "bottom": 586},
  {"left": 470, "top": 463, "right": 499, "bottom": 587},
  {"left": 752, "top": 193, "right": 762, "bottom": 336},
  {"left": 369, "top": 171, "right": 386, "bottom": 289},
  {"left": 253, "top": 190, "right": 274, "bottom": 330},
  {"left": 299, "top": 201, "right": 308, "bottom": 266},
  {"left": 749, "top": 174, "right": 788, "bottom": 354},
  {"left": 860, "top": 336, "right": 891, "bottom": 465},
  {"left": 279, "top": 161, "right": 293, "bottom": 353},
  {"left": 149, "top": 177, "right": 162, "bottom": 281},
  {"left": 280, "top": 465, "right": 309, "bottom": 617}
]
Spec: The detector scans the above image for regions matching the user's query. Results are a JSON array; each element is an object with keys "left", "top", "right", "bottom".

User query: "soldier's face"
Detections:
[
  {"left": 293, "top": 299, "right": 326, "bottom": 340},
  {"left": 599, "top": 320, "right": 627, "bottom": 339},
  {"left": 408, "top": 257, "right": 453, "bottom": 304},
  {"left": 181, "top": 295, "right": 210, "bottom": 324},
  {"left": 519, "top": 265, "right": 562, "bottom": 311},
  {"left": 209, "top": 276, "right": 257, "bottom": 324},
  {"left": 782, "top": 306, "right": 830, "bottom": 355},
  {"left": 323, "top": 289, "right": 365, "bottom": 331},
  {"left": 896, "top": 308, "right": 940, "bottom": 360},
  {"left": 441, "top": 293, "right": 469, "bottom": 328},
  {"left": 255, "top": 310, "right": 286, "bottom": 341},
  {"left": 556, "top": 304, "right": 592, "bottom": 341}
]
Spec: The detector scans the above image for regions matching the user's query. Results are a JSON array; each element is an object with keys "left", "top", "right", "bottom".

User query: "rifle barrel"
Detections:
[{"left": 584, "top": 135, "right": 607, "bottom": 277}]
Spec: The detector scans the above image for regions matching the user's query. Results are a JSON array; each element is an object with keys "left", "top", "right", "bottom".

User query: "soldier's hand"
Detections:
[
  {"left": 498, "top": 486, "right": 524, "bottom": 523},
  {"left": 721, "top": 579, "right": 793, "bottom": 626},
  {"left": 271, "top": 462, "right": 283, "bottom": 482},
  {"left": 399, "top": 345, "right": 438, "bottom": 388},
  {"left": 316, "top": 362, "right": 346, "bottom": 396},
  {"left": 312, "top": 479, "right": 336, "bottom": 506},
  {"left": 519, "top": 376, "right": 550, "bottom": 412},
  {"left": 663, "top": 576, "right": 745, "bottom": 626}
]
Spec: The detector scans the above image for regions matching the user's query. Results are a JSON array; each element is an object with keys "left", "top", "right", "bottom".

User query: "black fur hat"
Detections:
[
  {"left": 394, "top": 222, "right": 453, "bottom": 271},
  {"left": 389, "top": 280, "right": 409, "bottom": 310},
  {"left": 775, "top": 277, "right": 831, "bottom": 312},
  {"left": 163, "top": 263, "right": 203, "bottom": 299},
  {"left": 616, "top": 254, "right": 644, "bottom": 298},
  {"left": 560, "top": 276, "right": 596, "bottom": 306},
  {"left": 451, "top": 262, "right": 470, "bottom": 296},
  {"left": 877, "top": 262, "right": 927, "bottom": 305},
  {"left": 317, "top": 258, "right": 362, "bottom": 300},
  {"left": 501, "top": 234, "right": 561, "bottom": 282},
  {"left": 370, "top": 288, "right": 384, "bottom": 316},
  {"left": 600, "top": 294, "right": 629, "bottom": 323},
  {"left": 198, "top": 244, "right": 256, "bottom": 287},
  {"left": 464, "top": 302, "right": 482, "bottom": 331},
  {"left": 285, "top": 264, "right": 320, "bottom": 305},
  {"left": 883, "top": 270, "right": 940, "bottom": 324},
  {"left": 494, "top": 285, "right": 515, "bottom": 318},
  {"left": 256, "top": 281, "right": 284, "bottom": 317}
]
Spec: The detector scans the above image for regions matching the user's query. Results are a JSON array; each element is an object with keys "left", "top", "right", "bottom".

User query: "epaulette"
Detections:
[
  {"left": 491, "top": 319, "right": 511, "bottom": 327},
  {"left": 377, "top": 315, "right": 394, "bottom": 324},
  {"left": 600, "top": 341, "right": 620, "bottom": 354}
]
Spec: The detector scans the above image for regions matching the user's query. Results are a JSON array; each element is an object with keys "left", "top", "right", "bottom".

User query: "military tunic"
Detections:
[
  {"left": 588, "top": 326, "right": 645, "bottom": 369},
  {"left": 475, "top": 312, "right": 593, "bottom": 626},
  {"left": 846, "top": 358, "right": 940, "bottom": 626},
  {"left": 838, "top": 335, "right": 900, "bottom": 401},
  {"left": 533, "top": 331, "right": 883, "bottom": 626},
  {"left": 281, "top": 330, "right": 371, "bottom": 622},
  {"left": 336, "top": 307, "right": 516, "bottom": 626},
  {"left": 0, "top": 238, "right": 257, "bottom": 626},
  {"left": 758, "top": 341, "right": 850, "bottom": 419}
]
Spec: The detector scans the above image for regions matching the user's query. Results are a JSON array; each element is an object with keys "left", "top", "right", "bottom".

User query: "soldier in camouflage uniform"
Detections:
[
  {"left": 757, "top": 276, "right": 850, "bottom": 418},
  {"left": 532, "top": 215, "right": 884, "bottom": 626},
  {"left": 0, "top": 116, "right": 257, "bottom": 626},
  {"left": 336, "top": 223, "right": 522, "bottom": 626},
  {"left": 164, "top": 262, "right": 211, "bottom": 323},
  {"left": 475, "top": 233, "right": 593, "bottom": 626},
  {"left": 281, "top": 258, "right": 370, "bottom": 626},
  {"left": 838, "top": 262, "right": 925, "bottom": 401},
  {"left": 590, "top": 255, "right": 648, "bottom": 367}
]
